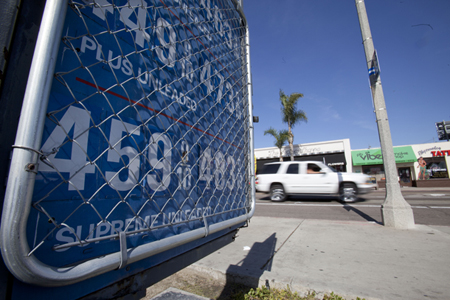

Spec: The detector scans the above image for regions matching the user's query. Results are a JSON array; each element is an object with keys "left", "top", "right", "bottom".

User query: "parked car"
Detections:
[{"left": 255, "top": 161, "right": 376, "bottom": 202}]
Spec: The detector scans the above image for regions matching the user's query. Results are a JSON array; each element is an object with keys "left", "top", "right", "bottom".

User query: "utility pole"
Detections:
[{"left": 355, "top": 0, "right": 415, "bottom": 229}]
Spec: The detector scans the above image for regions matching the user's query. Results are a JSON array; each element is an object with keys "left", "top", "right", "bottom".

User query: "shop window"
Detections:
[
  {"left": 330, "top": 165, "right": 346, "bottom": 172},
  {"left": 398, "top": 167, "right": 411, "bottom": 183},
  {"left": 423, "top": 157, "right": 448, "bottom": 179},
  {"left": 362, "top": 165, "right": 385, "bottom": 176}
]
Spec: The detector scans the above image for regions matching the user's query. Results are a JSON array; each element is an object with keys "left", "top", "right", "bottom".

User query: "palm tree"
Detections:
[
  {"left": 264, "top": 127, "right": 290, "bottom": 161},
  {"left": 279, "top": 89, "right": 307, "bottom": 161}
]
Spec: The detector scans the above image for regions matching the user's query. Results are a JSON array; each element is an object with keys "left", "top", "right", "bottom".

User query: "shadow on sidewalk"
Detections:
[
  {"left": 217, "top": 233, "right": 277, "bottom": 299},
  {"left": 342, "top": 203, "right": 382, "bottom": 224}
]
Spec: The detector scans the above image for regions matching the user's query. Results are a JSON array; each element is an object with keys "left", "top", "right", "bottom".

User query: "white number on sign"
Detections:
[
  {"left": 105, "top": 119, "right": 141, "bottom": 191},
  {"left": 226, "top": 155, "right": 236, "bottom": 190},
  {"left": 176, "top": 141, "right": 192, "bottom": 190},
  {"left": 200, "top": 149, "right": 240, "bottom": 191},
  {"left": 90, "top": 0, "right": 149, "bottom": 48},
  {"left": 155, "top": 18, "right": 177, "bottom": 68},
  {"left": 147, "top": 132, "right": 172, "bottom": 192},
  {"left": 39, "top": 106, "right": 95, "bottom": 191},
  {"left": 199, "top": 147, "right": 213, "bottom": 188},
  {"left": 214, "top": 151, "right": 226, "bottom": 191}
]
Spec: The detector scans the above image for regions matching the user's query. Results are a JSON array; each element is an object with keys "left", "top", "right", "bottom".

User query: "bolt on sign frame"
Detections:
[{"left": 1, "top": 0, "right": 255, "bottom": 289}]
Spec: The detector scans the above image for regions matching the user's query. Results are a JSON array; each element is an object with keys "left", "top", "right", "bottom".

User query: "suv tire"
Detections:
[
  {"left": 339, "top": 183, "right": 357, "bottom": 202},
  {"left": 270, "top": 184, "right": 286, "bottom": 202}
]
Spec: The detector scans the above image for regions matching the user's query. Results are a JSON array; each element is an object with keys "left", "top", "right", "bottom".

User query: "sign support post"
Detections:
[
  {"left": 355, "top": 0, "right": 414, "bottom": 229},
  {"left": 444, "top": 120, "right": 449, "bottom": 142}
]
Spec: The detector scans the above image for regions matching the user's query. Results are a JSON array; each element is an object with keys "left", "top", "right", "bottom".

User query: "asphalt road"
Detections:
[{"left": 254, "top": 188, "right": 450, "bottom": 226}]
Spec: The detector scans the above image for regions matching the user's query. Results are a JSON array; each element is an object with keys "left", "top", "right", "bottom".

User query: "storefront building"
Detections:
[
  {"left": 255, "top": 139, "right": 352, "bottom": 173},
  {"left": 352, "top": 141, "right": 450, "bottom": 187}
]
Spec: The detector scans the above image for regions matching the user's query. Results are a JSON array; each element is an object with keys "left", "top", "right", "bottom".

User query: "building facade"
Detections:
[{"left": 352, "top": 141, "right": 450, "bottom": 187}]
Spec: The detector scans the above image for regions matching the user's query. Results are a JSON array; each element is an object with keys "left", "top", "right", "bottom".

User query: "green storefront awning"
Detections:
[{"left": 351, "top": 146, "right": 417, "bottom": 166}]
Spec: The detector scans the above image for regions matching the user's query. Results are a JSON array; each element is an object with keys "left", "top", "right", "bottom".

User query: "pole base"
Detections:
[{"left": 381, "top": 204, "right": 415, "bottom": 229}]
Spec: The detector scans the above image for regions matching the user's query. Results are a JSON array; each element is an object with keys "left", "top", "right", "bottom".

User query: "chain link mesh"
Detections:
[{"left": 27, "top": 0, "right": 251, "bottom": 267}]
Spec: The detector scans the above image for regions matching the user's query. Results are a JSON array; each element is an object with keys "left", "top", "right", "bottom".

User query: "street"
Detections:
[{"left": 254, "top": 188, "right": 450, "bottom": 226}]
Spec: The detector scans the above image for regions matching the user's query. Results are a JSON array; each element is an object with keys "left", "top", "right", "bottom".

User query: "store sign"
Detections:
[
  {"left": 328, "top": 162, "right": 345, "bottom": 166},
  {"left": 351, "top": 146, "right": 417, "bottom": 166},
  {"left": 265, "top": 146, "right": 322, "bottom": 159},
  {"left": 431, "top": 150, "right": 450, "bottom": 156},
  {"left": 417, "top": 146, "right": 442, "bottom": 157}
]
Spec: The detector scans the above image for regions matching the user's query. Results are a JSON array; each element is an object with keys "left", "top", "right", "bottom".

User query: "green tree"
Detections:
[
  {"left": 279, "top": 89, "right": 307, "bottom": 161},
  {"left": 264, "top": 127, "right": 290, "bottom": 161}
]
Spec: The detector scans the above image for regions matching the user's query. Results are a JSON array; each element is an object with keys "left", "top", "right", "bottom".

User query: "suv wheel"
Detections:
[
  {"left": 339, "top": 183, "right": 357, "bottom": 202},
  {"left": 270, "top": 184, "right": 286, "bottom": 202}
]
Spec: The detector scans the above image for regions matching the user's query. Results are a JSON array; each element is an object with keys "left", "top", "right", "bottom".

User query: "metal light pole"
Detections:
[{"left": 355, "top": 0, "right": 415, "bottom": 229}]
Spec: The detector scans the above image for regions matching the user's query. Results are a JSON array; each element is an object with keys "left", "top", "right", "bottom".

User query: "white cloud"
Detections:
[
  {"left": 354, "top": 120, "right": 377, "bottom": 131},
  {"left": 321, "top": 105, "right": 341, "bottom": 121}
]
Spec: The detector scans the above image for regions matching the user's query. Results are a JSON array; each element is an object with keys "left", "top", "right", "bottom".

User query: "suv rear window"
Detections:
[{"left": 258, "top": 164, "right": 281, "bottom": 174}]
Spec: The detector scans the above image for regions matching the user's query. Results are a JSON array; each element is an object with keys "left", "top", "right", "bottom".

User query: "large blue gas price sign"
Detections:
[{"left": 27, "top": 0, "right": 249, "bottom": 268}]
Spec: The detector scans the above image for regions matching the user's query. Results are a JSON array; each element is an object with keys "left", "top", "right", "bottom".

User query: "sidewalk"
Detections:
[{"left": 188, "top": 216, "right": 450, "bottom": 300}]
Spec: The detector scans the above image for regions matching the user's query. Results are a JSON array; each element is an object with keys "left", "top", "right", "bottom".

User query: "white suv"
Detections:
[{"left": 255, "top": 161, "right": 375, "bottom": 202}]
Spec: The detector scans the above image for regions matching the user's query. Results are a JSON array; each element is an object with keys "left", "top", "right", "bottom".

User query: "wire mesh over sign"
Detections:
[{"left": 1, "top": 0, "right": 255, "bottom": 287}]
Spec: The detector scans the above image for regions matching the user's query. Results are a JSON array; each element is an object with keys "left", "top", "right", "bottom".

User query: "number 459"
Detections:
[{"left": 39, "top": 106, "right": 172, "bottom": 192}]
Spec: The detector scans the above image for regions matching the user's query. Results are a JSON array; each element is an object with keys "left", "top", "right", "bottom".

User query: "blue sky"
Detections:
[{"left": 242, "top": 0, "right": 450, "bottom": 150}]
